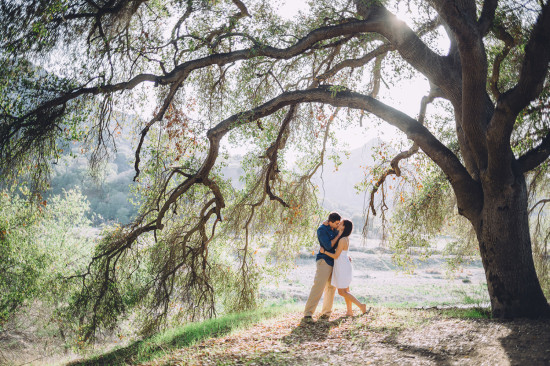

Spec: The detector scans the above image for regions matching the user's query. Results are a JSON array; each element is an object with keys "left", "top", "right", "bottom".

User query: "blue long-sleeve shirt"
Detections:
[{"left": 316, "top": 223, "right": 338, "bottom": 266}]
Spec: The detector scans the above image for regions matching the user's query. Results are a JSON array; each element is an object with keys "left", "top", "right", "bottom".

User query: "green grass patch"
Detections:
[
  {"left": 69, "top": 304, "right": 297, "bottom": 366},
  {"left": 439, "top": 307, "right": 491, "bottom": 319}
]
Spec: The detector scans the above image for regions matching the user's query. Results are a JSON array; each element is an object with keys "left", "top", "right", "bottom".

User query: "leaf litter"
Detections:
[{"left": 140, "top": 308, "right": 550, "bottom": 365}]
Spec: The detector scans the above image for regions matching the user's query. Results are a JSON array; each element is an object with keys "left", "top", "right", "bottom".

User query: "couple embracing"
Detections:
[{"left": 303, "top": 212, "right": 369, "bottom": 323}]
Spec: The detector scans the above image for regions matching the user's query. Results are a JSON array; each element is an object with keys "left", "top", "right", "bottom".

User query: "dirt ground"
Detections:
[{"left": 143, "top": 308, "right": 550, "bottom": 366}]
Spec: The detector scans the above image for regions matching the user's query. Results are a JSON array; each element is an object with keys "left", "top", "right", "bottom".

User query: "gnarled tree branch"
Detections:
[
  {"left": 206, "top": 86, "right": 482, "bottom": 219},
  {"left": 488, "top": 1, "right": 550, "bottom": 177},
  {"left": 490, "top": 25, "right": 517, "bottom": 100},
  {"left": 517, "top": 130, "right": 550, "bottom": 173},
  {"left": 478, "top": 0, "right": 499, "bottom": 36},
  {"left": 498, "top": 1, "right": 550, "bottom": 117}
]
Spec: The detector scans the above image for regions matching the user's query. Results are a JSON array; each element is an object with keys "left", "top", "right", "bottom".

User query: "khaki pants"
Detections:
[{"left": 303, "top": 259, "right": 336, "bottom": 317}]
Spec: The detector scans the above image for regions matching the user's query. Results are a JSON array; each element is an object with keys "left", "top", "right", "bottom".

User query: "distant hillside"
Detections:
[
  {"left": 49, "top": 120, "right": 139, "bottom": 225},
  {"left": 49, "top": 149, "right": 138, "bottom": 225},
  {"left": 312, "top": 138, "right": 382, "bottom": 219}
]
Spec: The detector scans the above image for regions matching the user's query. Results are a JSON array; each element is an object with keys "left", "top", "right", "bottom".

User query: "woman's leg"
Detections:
[
  {"left": 345, "top": 298, "right": 353, "bottom": 315},
  {"left": 338, "top": 289, "right": 353, "bottom": 315},
  {"left": 338, "top": 288, "right": 367, "bottom": 314}
]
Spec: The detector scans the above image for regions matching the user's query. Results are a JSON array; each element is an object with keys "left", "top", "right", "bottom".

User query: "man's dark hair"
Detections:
[
  {"left": 341, "top": 219, "right": 353, "bottom": 238},
  {"left": 328, "top": 212, "right": 341, "bottom": 222}
]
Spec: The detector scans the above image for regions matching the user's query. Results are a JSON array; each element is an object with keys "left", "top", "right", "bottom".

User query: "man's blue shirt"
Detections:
[{"left": 316, "top": 223, "right": 338, "bottom": 266}]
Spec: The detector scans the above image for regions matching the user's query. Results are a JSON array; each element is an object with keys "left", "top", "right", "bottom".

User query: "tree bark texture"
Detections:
[
  {"left": 475, "top": 174, "right": 550, "bottom": 317},
  {"left": 425, "top": 0, "right": 550, "bottom": 318}
]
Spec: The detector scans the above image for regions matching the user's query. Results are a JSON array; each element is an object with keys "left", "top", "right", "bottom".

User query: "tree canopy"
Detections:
[{"left": 1, "top": 0, "right": 550, "bottom": 340}]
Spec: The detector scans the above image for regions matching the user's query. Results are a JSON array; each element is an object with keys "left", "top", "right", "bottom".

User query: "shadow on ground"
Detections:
[
  {"left": 282, "top": 316, "right": 347, "bottom": 345},
  {"left": 499, "top": 318, "right": 550, "bottom": 366}
]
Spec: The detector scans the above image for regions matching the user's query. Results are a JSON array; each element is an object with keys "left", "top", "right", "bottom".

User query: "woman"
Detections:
[{"left": 320, "top": 219, "right": 368, "bottom": 316}]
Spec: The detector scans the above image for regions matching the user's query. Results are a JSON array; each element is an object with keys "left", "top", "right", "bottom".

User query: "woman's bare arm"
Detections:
[{"left": 320, "top": 239, "right": 345, "bottom": 259}]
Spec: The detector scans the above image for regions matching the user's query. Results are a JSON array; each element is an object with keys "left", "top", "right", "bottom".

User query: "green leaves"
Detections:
[
  {"left": 328, "top": 84, "right": 348, "bottom": 97},
  {"left": 0, "top": 187, "right": 94, "bottom": 330}
]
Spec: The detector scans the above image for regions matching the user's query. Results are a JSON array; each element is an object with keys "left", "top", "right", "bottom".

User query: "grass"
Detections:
[
  {"left": 371, "top": 299, "right": 491, "bottom": 320},
  {"left": 357, "top": 283, "right": 482, "bottom": 308},
  {"left": 68, "top": 304, "right": 298, "bottom": 366},
  {"left": 439, "top": 307, "right": 492, "bottom": 319}
]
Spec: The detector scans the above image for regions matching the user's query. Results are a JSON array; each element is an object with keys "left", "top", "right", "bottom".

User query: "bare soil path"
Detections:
[{"left": 141, "top": 308, "right": 550, "bottom": 366}]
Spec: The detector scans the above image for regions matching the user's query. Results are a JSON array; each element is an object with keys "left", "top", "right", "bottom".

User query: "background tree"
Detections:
[
  {"left": 1, "top": 0, "right": 549, "bottom": 339},
  {"left": 0, "top": 187, "right": 95, "bottom": 336}
]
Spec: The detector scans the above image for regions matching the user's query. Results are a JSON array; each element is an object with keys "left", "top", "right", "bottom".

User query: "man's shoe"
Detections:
[
  {"left": 302, "top": 316, "right": 314, "bottom": 324},
  {"left": 318, "top": 314, "right": 330, "bottom": 320}
]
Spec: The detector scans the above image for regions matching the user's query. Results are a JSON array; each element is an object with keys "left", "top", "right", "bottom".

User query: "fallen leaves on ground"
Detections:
[{"left": 139, "top": 308, "right": 550, "bottom": 365}]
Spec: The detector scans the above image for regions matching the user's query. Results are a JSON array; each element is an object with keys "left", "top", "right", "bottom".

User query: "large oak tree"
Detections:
[{"left": 1, "top": 0, "right": 549, "bottom": 337}]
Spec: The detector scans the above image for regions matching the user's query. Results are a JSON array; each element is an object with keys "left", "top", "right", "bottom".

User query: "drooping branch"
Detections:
[
  {"left": 146, "top": 192, "right": 221, "bottom": 326},
  {"left": 134, "top": 75, "right": 187, "bottom": 180},
  {"left": 529, "top": 198, "right": 550, "bottom": 215},
  {"left": 88, "top": 95, "right": 115, "bottom": 173},
  {"left": 367, "top": 86, "right": 443, "bottom": 217},
  {"left": 70, "top": 170, "right": 224, "bottom": 340},
  {"left": 369, "top": 52, "right": 385, "bottom": 99},
  {"left": 171, "top": 0, "right": 194, "bottom": 42},
  {"left": 359, "top": 50, "right": 387, "bottom": 126},
  {"left": 304, "top": 107, "right": 340, "bottom": 182},
  {"left": 262, "top": 105, "right": 296, "bottom": 207}
]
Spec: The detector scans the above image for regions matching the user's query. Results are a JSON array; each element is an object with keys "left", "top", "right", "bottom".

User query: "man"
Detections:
[{"left": 303, "top": 212, "right": 343, "bottom": 322}]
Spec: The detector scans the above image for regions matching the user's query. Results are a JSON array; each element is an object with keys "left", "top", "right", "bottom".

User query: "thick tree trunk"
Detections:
[{"left": 474, "top": 174, "right": 550, "bottom": 318}]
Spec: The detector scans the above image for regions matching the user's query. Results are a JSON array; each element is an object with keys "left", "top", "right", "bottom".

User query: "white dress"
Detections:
[{"left": 331, "top": 238, "right": 353, "bottom": 288}]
